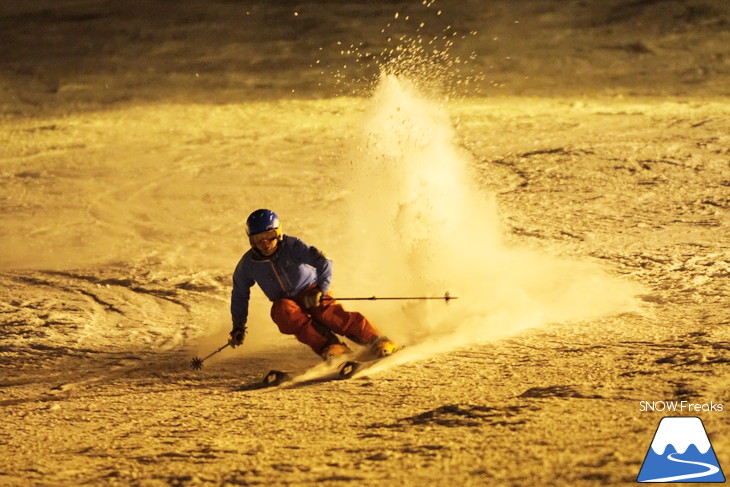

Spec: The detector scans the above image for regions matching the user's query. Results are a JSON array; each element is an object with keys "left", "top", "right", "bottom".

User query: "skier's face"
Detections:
[{"left": 251, "top": 229, "right": 280, "bottom": 256}]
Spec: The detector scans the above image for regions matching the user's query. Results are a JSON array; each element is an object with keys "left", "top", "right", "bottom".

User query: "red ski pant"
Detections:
[{"left": 270, "top": 294, "right": 380, "bottom": 356}]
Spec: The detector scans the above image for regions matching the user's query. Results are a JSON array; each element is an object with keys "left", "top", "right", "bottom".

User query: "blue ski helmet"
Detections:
[{"left": 245, "top": 209, "right": 280, "bottom": 236}]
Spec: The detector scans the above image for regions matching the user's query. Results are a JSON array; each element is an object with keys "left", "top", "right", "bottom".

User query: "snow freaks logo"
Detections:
[{"left": 637, "top": 417, "right": 725, "bottom": 483}]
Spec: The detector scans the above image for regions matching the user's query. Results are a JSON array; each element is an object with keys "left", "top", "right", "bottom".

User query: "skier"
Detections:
[{"left": 228, "top": 209, "right": 398, "bottom": 360}]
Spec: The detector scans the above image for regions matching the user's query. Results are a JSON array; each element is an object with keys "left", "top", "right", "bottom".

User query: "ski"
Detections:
[
  {"left": 339, "top": 360, "right": 364, "bottom": 379},
  {"left": 258, "top": 355, "right": 353, "bottom": 388},
  {"left": 262, "top": 369, "right": 292, "bottom": 387},
  {"left": 338, "top": 351, "right": 398, "bottom": 379},
  {"left": 245, "top": 344, "right": 402, "bottom": 390}
]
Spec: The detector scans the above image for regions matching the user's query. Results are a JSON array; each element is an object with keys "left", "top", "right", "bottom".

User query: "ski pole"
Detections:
[
  {"left": 324, "top": 291, "right": 458, "bottom": 302},
  {"left": 190, "top": 342, "right": 230, "bottom": 370}
]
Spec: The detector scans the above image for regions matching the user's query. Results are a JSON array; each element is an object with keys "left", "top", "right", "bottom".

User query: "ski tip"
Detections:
[
  {"left": 339, "top": 361, "right": 361, "bottom": 379},
  {"left": 262, "top": 370, "right": 291, "bottom": 387}
]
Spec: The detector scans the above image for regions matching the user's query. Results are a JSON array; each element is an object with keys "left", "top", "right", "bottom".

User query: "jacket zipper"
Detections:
[{"left": 268, "top": 261, "right": 290, "bottom": 296}]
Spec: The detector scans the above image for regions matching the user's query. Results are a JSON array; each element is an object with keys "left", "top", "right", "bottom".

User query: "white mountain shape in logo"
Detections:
[{"left": 651, "top": 417, "right": 711, "bottom": 455}]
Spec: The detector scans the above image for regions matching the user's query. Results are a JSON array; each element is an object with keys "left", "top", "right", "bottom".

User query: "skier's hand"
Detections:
[
  {"left": 302, "top": 290, "right": 323, "bottom": 309},
  {"left": 228, "top": 326, "right": 246, "bottom": 348}
]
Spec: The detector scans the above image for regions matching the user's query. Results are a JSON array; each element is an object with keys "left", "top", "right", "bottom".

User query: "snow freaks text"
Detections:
[{"left": 640, "top": 401, "right": 724, "bottom": 413}]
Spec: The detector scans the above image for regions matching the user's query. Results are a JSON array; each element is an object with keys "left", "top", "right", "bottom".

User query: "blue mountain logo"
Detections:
[{"left": 637, "top": 416, "right": 725, "bottom": 483}]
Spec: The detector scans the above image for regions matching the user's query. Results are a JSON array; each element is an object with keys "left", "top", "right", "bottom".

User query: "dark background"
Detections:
[{"left": 1, "top": 0, "right": 728, "bottom": 116}]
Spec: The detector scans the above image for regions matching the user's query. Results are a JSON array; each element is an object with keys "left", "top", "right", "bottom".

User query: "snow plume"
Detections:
[{"left": 341, "top": 74, "right": 641, "bottom": 357}]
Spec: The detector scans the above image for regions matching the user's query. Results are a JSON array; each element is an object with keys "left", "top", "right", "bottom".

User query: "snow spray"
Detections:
[{"left": 341, "top": 74, "right": 642, "bottom": 356}]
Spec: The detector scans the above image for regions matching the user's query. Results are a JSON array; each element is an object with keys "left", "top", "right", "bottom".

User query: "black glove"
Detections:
[
  {"left": 301, "top": 290, "right": 323, "bottom": 309},
  {"left": 228, "top": 326, "right": 246, "bottom": 348}
]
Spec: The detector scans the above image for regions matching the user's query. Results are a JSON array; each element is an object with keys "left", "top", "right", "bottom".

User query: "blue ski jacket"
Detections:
[{"left": 230, "top": 235, "right": 332, "bottom": 327}]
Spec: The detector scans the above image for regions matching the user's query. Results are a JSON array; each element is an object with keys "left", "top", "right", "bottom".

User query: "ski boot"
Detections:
[
  {"left": 371, "top": 336, "right": 399, "bottom": 358},
  {"left": 321, "top": 342, "right": 351, "bottom": 361}
]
